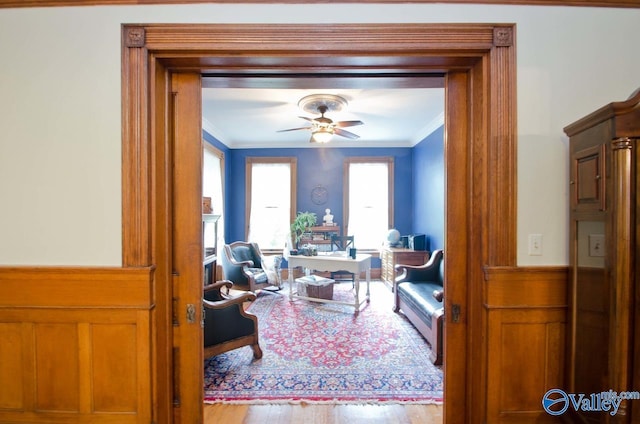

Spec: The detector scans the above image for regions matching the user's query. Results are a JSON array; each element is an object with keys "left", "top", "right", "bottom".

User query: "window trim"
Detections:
[
  {"left": 343, "top": 156, "right": 394, "bottom": 251},
  {"left": 202, "top": 141, "right": 225, "bottom": 248},
  {"left": 245, "top": 157, "right": 297, "bottom": 251}
]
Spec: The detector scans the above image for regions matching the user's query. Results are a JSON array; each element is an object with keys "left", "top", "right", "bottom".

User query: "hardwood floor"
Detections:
[{"left": 204, "top": 403, "right": 443, "bottom": 423}]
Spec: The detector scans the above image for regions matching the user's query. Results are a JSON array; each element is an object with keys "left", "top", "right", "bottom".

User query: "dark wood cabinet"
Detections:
[
  {"left": 380, "top": 247, "right": 429, "bottom": 289},
  {"left": 564, "top": 88, "right": 640, "bottom": 423}
]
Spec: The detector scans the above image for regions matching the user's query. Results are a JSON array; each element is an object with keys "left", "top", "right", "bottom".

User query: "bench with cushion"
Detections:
[{"left": 393, "top": 249, "right": 444, "bottom": 365}]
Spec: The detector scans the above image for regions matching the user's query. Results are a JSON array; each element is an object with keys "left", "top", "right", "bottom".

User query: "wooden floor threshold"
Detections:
[{"left": 204, "top": 403, "right": 443, "bottom": 423}]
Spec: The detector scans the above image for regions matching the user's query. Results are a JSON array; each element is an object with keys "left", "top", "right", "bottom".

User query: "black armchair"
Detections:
[
  {"left": 219, "top": 241, "right": 280, "bottom": 292},
  {"left": 203, "top": 280, "right": 263, "bottom": 360}
]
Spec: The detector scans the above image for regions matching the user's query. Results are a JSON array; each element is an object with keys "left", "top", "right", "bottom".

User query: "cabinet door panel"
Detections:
[{"left": 571, "top": 145, "right": 605, "bottom": 212}]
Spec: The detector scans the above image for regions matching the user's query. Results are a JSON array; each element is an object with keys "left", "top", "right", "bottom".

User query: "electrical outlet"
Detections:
[{"left": 528, "top": 234, "right": 543, "bottom": 256}]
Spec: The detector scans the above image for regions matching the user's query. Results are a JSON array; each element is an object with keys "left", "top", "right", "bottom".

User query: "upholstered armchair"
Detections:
[
  {"left": 219, "top": 241, "right": 282, "bottom": 292},
  {"left": 203, "top": 280, "right": 263, "bottom": 360}
]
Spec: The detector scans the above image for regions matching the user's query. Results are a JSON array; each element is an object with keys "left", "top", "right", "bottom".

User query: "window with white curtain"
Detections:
[
  {"left": 202, "top": 143, "right": 225, "bottom": 251},
  {"left": 345, "top": 158, "right": 394, "bottom": 250},
  {"left": 246, "top": 158, "right": 297, "bottom": 251}
]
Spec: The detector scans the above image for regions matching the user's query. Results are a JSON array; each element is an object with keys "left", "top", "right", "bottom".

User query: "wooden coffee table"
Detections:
[{"left": 287, "top": 253, "right": 372, "bottom": 314}]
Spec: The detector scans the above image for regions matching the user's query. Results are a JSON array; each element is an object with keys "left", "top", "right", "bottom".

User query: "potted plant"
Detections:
[{"left": 291, "top": 211, "right": 317, "bottom": 247}]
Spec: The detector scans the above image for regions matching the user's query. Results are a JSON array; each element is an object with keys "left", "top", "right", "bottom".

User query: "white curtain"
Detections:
[
  {"left": 248, "top": 162, "right": 291, "bottom": 250},
  {"left": 348, "top": 162, "right": 389, "bottom": 249},
  {"left": 203, "top": 147, "right": 224, "bottom": 250}
]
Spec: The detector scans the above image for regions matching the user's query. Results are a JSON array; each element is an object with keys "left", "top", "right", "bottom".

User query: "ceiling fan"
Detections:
[{"left": 277, "top": 94, "right": 364, "bottom": 143}]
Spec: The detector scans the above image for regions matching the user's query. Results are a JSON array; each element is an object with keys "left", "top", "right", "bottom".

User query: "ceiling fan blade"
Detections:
[
  {"left": 277, "top": 126, "right": 312, "bottom": 133},
  {"left": 334, "top": 128, "right": 360, "bottom": 140},
  {"left": 334, "top": 120, "right": 364, "bottom": 128},
  {"left": 298, "top": 116, "right": 314, "bottom": 122}
]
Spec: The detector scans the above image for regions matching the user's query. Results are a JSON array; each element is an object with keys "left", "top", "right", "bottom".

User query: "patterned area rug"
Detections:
[{"left": 203, "top": 281, "right": 443, "bottom": 404}]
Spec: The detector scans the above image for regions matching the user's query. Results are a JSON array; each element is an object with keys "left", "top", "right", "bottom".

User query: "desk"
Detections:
[{"left": 287, "top": 253, "right": 371, "bottom": 313}]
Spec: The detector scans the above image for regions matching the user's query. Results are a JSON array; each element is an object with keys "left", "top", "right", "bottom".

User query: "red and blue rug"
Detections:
[{"left": 203, "top": 281, "right": 443, "bottom": 404}]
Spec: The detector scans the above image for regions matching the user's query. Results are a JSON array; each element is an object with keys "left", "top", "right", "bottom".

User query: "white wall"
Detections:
[{"left": 0, "top": 4, "right": 638, "bottom": 266}]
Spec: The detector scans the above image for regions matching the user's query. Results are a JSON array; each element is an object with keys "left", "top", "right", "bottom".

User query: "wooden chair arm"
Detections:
[
  {"left": 203, "top": 280, "right": 233, "bottom": 299},
  {"left": 203, "top": 291, "right": 257, "bottom": 310},
  {"left": 229, "top": 257, "right": 254, "bottom": 267},
  {"left": 394, "top": 249, "right": 444, "bottom": 285},
  {"left": 204, "top": 280, "right": 233, "bottom": 292}
]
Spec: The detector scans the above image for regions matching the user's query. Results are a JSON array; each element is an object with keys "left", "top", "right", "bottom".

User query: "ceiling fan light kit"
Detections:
[
  {"left": 311, "top": 128, "right": 333, "bottom": 143},
  {"left": 278, "top": 94, "right": 364, "bottom": 143}
]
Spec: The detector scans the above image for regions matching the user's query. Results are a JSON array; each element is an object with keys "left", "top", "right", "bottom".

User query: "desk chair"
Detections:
[{"left": 330, "top": 235, "right": 355, "bottom": 282}]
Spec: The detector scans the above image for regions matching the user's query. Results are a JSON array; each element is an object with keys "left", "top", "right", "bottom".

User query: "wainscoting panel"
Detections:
[
  {"left": 0, "top": 267, "right": 154, "bottom": 424},
  {"left": 484, "top": 266, "right": 568, "bottom": 424}
]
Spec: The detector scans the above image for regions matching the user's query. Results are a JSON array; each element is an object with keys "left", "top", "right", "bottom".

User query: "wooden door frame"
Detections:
[
  {"left": 121, "top": 23, "right": 517, "bottom": 423},
  {"left": 3, "top": 0, "right": 639, "bottom": 9}
]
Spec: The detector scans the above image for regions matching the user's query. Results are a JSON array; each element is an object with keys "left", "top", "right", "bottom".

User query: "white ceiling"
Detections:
[{"left": 201, "top": 87, "right": 445, "bottom": 149}]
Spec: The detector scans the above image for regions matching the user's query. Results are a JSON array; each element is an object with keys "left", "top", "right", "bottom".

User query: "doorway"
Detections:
[{"left": 121, "top": 23, "right": 517, "bottom": 423}]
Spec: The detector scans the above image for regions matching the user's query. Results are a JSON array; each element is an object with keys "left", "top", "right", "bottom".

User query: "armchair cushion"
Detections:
[
  {"left": 246, "top": 267, "right": 268, "bottom": 284},
  {"left": 396, "top": 281, "right": 443, "bottom": 328}
]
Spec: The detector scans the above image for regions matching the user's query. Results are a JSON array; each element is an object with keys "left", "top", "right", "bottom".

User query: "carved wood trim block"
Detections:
[
  {"left": 124, "top": 26, "right": 145, "bottom": 48},
  {"left": 493, "top": 26, "right": 513, "bottom": 47}
]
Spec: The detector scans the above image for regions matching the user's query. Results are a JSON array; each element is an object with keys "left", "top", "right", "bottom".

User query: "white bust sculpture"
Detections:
[{"left": 323, "top": 208, "right": 334, "bottom": 225}]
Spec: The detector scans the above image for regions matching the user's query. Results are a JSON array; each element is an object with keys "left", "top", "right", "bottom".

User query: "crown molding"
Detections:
[
  {"left": 201, "top": 117, "right": 227, "bottom": 145},
  {"left": 412, "top": 111, "right": 445, "bottom": 146},
  {"left": 0, "top": 0, "right": 638, "bottom": 7}
]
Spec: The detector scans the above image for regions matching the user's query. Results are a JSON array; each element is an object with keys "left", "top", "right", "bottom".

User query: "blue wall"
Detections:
[
  {"left": 411, "top": 125, "right": 445, "bottom": 251},
  {"left": 226, "top": 147, "right": 414, "bottom": 244},
  {"left": 204, "top": 126, "right": 446, "bottom": 253}
]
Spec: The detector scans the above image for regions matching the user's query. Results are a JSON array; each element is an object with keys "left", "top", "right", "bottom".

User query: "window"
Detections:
[
  {"left": 203, "top": 143, "right": 225, "bottom": 250},
  {"left": 246, "top": 157, "right": 297, "bottom": 251},
  {"left": 344, "top": 157, "right": 394, "bottom": 250}
]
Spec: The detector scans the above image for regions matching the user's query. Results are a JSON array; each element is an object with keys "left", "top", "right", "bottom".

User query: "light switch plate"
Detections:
[
  {"left": 589, "top": 234, "right": 605, "bottom": 257},
  {"left": 528, "top": 234, "right": 543, "bottom": 256}
]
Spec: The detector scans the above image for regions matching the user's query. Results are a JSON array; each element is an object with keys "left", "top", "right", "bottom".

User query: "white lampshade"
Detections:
[{"left": 311, "top": 129, "right": 333, "bottom": 143}]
